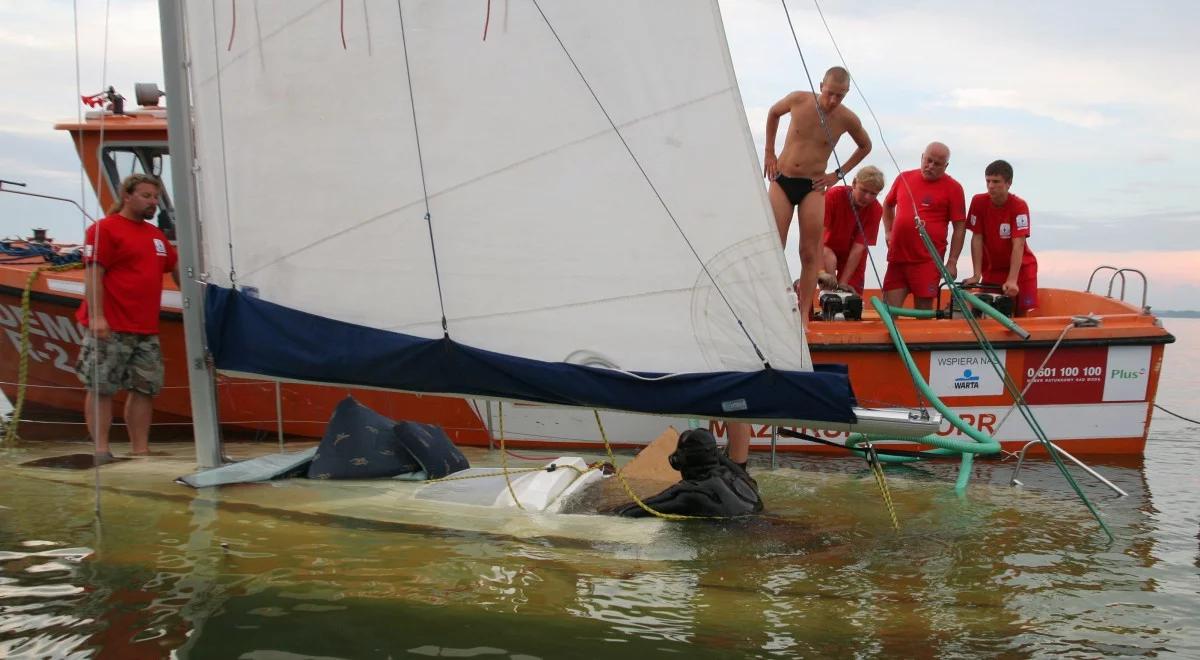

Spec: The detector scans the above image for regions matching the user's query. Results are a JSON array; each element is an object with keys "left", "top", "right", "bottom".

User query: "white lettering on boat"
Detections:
[
  {"left": 708, "top": 414, "right": 1000, "bottom": 442},
  {"left": 0, "top": 306, "right": 85, "bottom": 376}
]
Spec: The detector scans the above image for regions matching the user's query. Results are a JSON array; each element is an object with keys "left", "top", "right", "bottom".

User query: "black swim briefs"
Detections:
[{"left": 773, "top": 173, "right": 817, "bottom": 205}]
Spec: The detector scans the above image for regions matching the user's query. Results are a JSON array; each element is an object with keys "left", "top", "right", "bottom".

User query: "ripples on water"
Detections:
[{"left": 1, "top": 320, "right": 1197, "bottom": 658}]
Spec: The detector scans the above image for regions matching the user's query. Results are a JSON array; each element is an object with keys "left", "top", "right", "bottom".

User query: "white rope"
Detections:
[
  {"left": 805, "top": 0, "right": 926, "bottom": 239},
  {"left": 992, "top": 322, "right": 1073, "bottom": 435}
]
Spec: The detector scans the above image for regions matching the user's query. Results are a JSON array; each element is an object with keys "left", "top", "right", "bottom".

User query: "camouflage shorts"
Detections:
[{"left": 76, "top": 333, "right": 164, "bottom": 396}]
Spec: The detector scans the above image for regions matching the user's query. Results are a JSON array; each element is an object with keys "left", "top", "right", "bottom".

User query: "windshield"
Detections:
[{"left": 101, "top": 144, "right": 176, "bottom": 240}]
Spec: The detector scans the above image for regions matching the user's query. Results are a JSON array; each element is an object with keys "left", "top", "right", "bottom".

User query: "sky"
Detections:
[{"left": 1, "top": 0, "right": 1198, "bottom": 309}]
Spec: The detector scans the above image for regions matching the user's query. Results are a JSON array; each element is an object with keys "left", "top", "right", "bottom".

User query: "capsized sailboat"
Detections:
[
  {"left": 170, "top": 0, "right": 938, "bottom": 467},
  {"left": 2, "top": 1, "right": 1173, "bottom": 461}
]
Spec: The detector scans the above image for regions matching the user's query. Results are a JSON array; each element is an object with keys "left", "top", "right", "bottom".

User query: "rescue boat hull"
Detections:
[{"left": 1, "top": 262, "right": 1170, "bottom": 456}]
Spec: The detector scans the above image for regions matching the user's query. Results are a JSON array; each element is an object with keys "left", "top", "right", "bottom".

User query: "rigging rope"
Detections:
[
  {"left": 497, "top": 402, "right": 524, "bottom": 509},
  {"left": 529, "top": 0, "right": 772, "bottom": 369},
  {"left": 916, "top": 229, "right": 1114, "bottom": 542},
  {"left": 863, "top": 443, "right": 900, "bottom": 532},
  {"left": 811, "top": 0, "right": 906, "bottom": 188},
  {"left": 801, "top": 0, "right": 1113, "bottom": 543},
  {"left": 395, "top": 0, "right": 450, "bottom": 336},
  {"left": 776, "top": 1, "right": 884, "bottom": 294},
  {"left": 77, "top": 0, "right": 110, "bottom": 518},
  {"left": 1154, "top": 404, "right": 1200, "bottom": 426},
  {"left": 777, "top": 0, "right": 924, "bottom": 410},
  {"left": 592, "top": 410, "right": 707, "bottom": 521},
  {"left": 993, "top": 321, "right": 1073, "bottom": 434}
]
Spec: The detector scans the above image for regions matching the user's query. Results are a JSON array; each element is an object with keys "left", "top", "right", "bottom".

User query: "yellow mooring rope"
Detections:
[
  {"left": 593, "top": 409, "right": 705, "bottom": 521},
  {"left": 863, "top": 443, "right": 901, "bottom": 532},
  {"left": 497, "top": 402, "right": 525, "bottom": 509},
  {"left": 3, "top": 262, "right": 85, "bottom": 447}
]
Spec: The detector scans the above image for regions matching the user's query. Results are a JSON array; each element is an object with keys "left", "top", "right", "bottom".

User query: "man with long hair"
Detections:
[{"left": 76, "top": 174, "right": 178, "bottom": 462}]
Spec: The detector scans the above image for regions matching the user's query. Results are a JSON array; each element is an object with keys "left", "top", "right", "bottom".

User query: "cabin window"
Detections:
[{"left": 101, "top": 144, "right": 176, "bottom": 240}]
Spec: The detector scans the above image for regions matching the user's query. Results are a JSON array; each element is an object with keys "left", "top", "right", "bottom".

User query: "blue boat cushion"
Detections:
[
  {"left": 394, "top": 421, "right": 470, "bottom": 479},
  {"left": 307, "top": 397, "right": 423, "bottom": 480}
]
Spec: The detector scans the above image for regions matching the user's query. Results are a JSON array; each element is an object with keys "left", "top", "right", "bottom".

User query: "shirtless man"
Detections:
[{"left": 763, "top": 66, "right": 871, "bottom": 322}]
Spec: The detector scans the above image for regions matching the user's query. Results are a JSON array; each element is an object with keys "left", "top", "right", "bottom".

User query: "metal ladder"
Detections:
[{"left": 1086, "top": 265, "right": 1151, "bottom": 314}]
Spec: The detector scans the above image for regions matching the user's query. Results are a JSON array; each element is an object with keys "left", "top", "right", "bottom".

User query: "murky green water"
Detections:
[{"left": 2, "top": 320, "right": 1197, "bottom": 658}]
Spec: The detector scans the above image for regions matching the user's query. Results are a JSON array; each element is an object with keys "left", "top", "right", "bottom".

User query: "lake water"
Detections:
[{"left": 1, "top": 319, "right": 1197, "bottom": 658}]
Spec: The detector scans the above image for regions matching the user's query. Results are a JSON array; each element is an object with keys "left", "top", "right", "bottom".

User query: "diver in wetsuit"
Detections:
[{"left": 617, "top": 429, "right": 763, "bottom": 518}]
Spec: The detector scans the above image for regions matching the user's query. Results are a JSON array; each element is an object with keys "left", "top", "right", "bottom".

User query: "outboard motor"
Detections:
[
  {"left": 819, "top": 289, "right": 864, "bottom": 321},
  {"left": 617, "top": 429, "right": 763, "bottom": 518},
  {"left": 972, "top": 292, "right": 1014, "bottom": 318}
]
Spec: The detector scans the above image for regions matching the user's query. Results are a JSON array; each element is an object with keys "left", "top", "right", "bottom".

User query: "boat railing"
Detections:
[
  {"left": 1086, "top": 265, "right": 1150, "bottom": 314},
  {"left": 1009, "top": 439, "right": 1129, "bottom": 498}
]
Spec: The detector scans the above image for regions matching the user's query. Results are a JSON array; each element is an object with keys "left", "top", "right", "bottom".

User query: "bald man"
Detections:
[{"left": 880, "top": 142, "right": 966, "bottom": 309}]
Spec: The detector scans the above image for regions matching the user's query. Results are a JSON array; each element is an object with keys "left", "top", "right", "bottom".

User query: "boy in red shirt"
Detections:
[
  {"left": 76, "top": 174, "right": 179, "bottom": 461},
  {"left": 881, "top": 142, "right": 967, "bottom": 309},
  {"left": 820, "top": 165, "right": 885, "bottom": 293},
  {"left": 964, "top": 160, "right": 1038, "bottom": 314}
]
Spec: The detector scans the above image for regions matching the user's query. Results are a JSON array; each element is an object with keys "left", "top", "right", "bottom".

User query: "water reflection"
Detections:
[
  {"left": 1, "top": 418, "right": 1199, "bottom": 657},
  {"left": 570, "top": 569, "right": 700, "bottom": 643}
]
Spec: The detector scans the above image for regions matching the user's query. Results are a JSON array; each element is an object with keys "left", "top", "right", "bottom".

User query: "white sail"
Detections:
[{"left": 183, "top": 0, "right": 810, "bottom": 375}]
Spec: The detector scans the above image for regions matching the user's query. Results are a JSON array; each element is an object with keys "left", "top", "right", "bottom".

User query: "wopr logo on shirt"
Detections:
[
  {"left": 968, "top": 214, "right": 977, "bottom": 228},
  {"left": 1015, "top": 213, "right": 1029, "bottom": 229},
  {"left": 999, "top": 223, "right": 1011, "bottom": 239},
  {"left": 153, "top": 238, "right": 167, "bottom": 256}
]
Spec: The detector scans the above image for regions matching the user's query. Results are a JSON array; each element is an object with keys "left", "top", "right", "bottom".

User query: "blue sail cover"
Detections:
[{"left": 205, "top": 286, "right": 858, "bottom": 424}]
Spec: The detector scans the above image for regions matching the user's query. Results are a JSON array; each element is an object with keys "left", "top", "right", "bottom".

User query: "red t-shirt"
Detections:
[
  {"left": 884, "top": 170, "right": 966, "bottom": 263},
  {"left": 76, "top": 214, "right": 178, "bottom": 334},
  {"left": 823, "top": 185, "right": 882, "bottom": 286},
  {"left": 967, "top": 193, "right": 1037, "bottom": 281}
]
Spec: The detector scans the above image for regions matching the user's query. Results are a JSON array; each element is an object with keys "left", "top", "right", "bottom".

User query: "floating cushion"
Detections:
[
  {"left": 306, "top": 397, "right": 422, "bottom": 480},
  {"left": 394, "top": 420, "right": 470, "bottom": 479}
]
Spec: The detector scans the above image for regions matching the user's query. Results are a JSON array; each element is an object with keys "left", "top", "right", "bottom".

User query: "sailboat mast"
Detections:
[{"left": 158, "top": 0, "right": 224, "bottom": 468}]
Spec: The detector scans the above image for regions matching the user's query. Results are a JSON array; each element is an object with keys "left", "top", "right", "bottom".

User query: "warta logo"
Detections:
[{"left": 954, "top": 369, "right": 981, "bottom": 389}]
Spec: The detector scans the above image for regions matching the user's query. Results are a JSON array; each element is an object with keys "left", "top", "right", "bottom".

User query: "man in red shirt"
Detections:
[
  {"left": 75, "top": 174, "right": 179, "bottom": 461},
  {"left": 964, "top": 160, "right": 1038, "bottom": 314},
  {"left": 881, "top": 142, "right": 966, "bottom": 309},
  {"left": 820, "top": 166, "right": 885, "bottom": 293}
]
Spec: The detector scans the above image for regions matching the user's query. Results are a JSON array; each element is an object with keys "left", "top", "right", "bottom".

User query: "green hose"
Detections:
[
  {"left": 881, "top": 304, "right": 937, "bottom": 319},
  {"left": 868, "top": 297, "right": 1000, "bottom": 491},
  {"left": 912, "top": 226, "right": 1114, "bottom": 542},
  {"left": 870, "top": 298, "right": 1001, "bottom": 456},
  {"left": 955, "top": 288, "right": 1031, "bottom": 339}
]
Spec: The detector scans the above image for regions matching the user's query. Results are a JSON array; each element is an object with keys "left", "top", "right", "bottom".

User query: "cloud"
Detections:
[
  {"left": 3, "top": 0, "right": 1198, "bottom": 270},
  {"left": 944, "top": 88, "right": 1112, "bottom": 129},
  {"left": 1035, "top": 250, "right": 1200, "bottom": 309}
]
